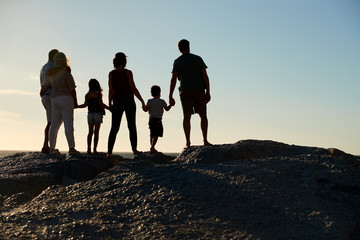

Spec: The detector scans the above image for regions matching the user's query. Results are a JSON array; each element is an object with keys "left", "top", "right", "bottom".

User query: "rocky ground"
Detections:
[{"left": 0, "top": 140, "right": 359, "bottom": 239}]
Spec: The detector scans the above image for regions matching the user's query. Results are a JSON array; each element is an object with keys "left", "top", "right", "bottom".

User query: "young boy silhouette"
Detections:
[{"left": 143, "top": 85, "right": 172, "bottom": 153}]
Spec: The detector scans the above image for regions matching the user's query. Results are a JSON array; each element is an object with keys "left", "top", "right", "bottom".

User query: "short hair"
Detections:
[
  {"left": 151, "top": 85, "right": 161, "bottom": 97},
  {"left": 89, "top": 78, "right": 102, "bottom": 92},
  {"left": 113, "top": 52, "right": 127, "bottom": 68},
  {"left": 178, "top": 39, "right": 190, "bottom": 52},
  {"left": 48, "top": 49, "right": 59, "bottom": 62},
  {"left": 53, "top": 52, "right": 70, "bottom": 68}
]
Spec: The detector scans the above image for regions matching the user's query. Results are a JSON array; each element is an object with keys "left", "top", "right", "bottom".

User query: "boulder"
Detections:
[
  {"left": 134, "top": 152, "right": 176, "bottom": 164},
  {"left": 0, "top": 140, "right": 359, "bottom": 239},
  {"left": 0, "top": 152, "right": 63, "bottom": 197},
  {"left": 175, "top": 139, "right": 352, "bottom": 164},
  {"left": 63, "top": 153, "right": 122, "bottom": 182},
  {"left": 0, "top": 152, "right": 122, "bottom": 198}
]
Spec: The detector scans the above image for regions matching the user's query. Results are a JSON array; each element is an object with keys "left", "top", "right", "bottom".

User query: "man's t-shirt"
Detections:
[
  {"left": 40, "top": 61, "right": 54, "bottom": 95},
  {"left": 172, "top": 53, "right": 207, "bottom": 92}
]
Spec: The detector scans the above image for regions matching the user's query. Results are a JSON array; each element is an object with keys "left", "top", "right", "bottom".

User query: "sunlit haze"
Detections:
[{"left": 0, "top": 0, "right": 359, "bottom": 155}]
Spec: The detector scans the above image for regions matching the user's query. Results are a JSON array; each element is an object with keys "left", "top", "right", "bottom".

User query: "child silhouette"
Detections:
[
  {"left": 143, "top": 85, "right": 172, "bottom": 153},
  {"left": 77, "top": 79, "right": 109, "bottom": 154}
]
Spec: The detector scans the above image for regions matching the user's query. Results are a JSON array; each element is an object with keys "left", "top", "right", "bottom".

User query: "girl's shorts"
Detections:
[{"left": 88, "top": 112, "right": 103, "bottom": 124}]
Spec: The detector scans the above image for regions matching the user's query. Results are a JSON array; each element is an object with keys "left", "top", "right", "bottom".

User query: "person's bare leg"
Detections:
[
  {"left": 183, "top": 114, "right": 191, "bottom": 148},
  {"left": 150, "top": 136, "right": 158, "bottom": 153},
  {"left": 42, "top": 122, "right": 51, "bottom": 152},
  {"left": 87, "top": 124, "right": 94, "bottom": 154},
  {"left": 200, "top": 114, "right": 212, "bottom": 146},
  {"left": 93, "top": 124, "right": 101, "bottom": 154}
]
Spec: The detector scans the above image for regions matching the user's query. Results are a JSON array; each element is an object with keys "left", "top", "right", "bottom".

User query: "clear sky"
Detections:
[{"left": 0, "top": 0, "right": 359, "bottom": 155}]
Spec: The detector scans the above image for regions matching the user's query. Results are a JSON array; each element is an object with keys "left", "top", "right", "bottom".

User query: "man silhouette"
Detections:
[
  {"left": 40, "top": 49, "right": 59, "bottom": 153},
  {"left": 169, "top": 39, "right": 212, "bottom": 148}
]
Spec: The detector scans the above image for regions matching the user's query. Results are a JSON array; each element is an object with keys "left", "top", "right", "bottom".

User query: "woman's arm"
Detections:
[
  {"left": 65, "top": 73, "right": 78, "bottom": 107},
  {"left": 142, "top": 105, "right": 149, "bottom": 112},
  {"left": 46, "top": 66, "right": 66, "bottom": 76},
  {"left": 71, "top": 89, "right": 78, "bottom": 108},
  {"left": 127, "top": 70, "right": 145, "bottom": 107},
  {"left": 108, "top": 72, "right": 114, "bottom": 108}
]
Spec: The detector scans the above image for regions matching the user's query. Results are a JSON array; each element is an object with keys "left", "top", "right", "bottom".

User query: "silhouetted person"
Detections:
[
  {"left": 169, "top": 39, "right": 212, "bottom": 148},
  {"left": 77, "top": 79, "right": 110, "bottom": 154},
  {"left": 40, "top": 49, "right": 59, "bottom": 153},
  {"left": 143, "top": 85, "right": 172, "bottom": 153},
  {"left": 107, "top": 52, "right": 146, "bottom": 157},
  {"left": 40, "top": 52, "right": 80, "bottom": 155}
]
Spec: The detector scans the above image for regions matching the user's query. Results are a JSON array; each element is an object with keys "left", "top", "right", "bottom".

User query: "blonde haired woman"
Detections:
[{"left": 41, "top": 52, "right": 80, "bottom": 155}]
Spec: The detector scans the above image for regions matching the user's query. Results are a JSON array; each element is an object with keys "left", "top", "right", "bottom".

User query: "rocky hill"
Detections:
[{"left": 0, "top": 140, "right": 359, "bottom": 239}]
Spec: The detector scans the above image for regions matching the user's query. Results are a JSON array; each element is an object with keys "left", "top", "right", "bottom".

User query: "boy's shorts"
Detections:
[
  {"left": 149, "top": 118, "right": 163, "bottom": 137},
  {"left": 88, "top": 112, "right": 103, "bottom": 124},
  {"left": 180, "top": 90, "right": 207, "bottom": 115}
]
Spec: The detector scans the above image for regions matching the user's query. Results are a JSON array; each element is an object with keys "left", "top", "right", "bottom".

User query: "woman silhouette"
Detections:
[{"left": 107, "top": 52, "right": 145, "bottom": 157}]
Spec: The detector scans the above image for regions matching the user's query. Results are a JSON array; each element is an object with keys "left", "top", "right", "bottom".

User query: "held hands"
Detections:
[
  {"left": 169, "top": 97, "right": 176, "bottom": 107},
  {"left": 142, "top": 104, "right": 149, "bottom": 112}
]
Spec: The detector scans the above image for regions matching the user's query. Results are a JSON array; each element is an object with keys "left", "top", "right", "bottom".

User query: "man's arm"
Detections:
[
  {"left": 169, "top": 72, "right": 178, "bottom": 106},
  {"left": 40, "top": 79, "right": 51, "bottom": 97},
  {"left": 202, "top": 68, "right": 211, "bottom": 103}
]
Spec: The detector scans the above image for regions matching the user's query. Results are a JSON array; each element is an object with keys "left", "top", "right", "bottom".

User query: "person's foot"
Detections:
[
  {"left": 106, "top": 153, "right": 114, "bottom": 158},
  {"left": 49, "top": 148, "right": 60, "bottom": 155},
  {"left": 150, "top": 147, "right": 158, "bottom": 154},
  {"left": 93, "top": 150, "right": 98, "bottom": 155},
  {"left": 133, "top": 150, "right": 142, "bottom": 156},
  {"left": 87, "top": 150, "right": 92, "bottom": 155},
  {"left": 68, "top": 148, "right": 80, "bottom": 155},
  {"left": 204, "top": 141, "right": 213, "bottom": 146},
  {"left": 41, "top": 147, "right": 50, "bottom": 153}
]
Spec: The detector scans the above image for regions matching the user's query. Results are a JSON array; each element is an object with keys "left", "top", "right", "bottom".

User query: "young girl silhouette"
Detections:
[{"left": 77, "top": 79, "right": 109, "bottom": 154}]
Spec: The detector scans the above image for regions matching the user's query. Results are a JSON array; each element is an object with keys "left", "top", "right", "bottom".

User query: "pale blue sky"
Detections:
[{"left": 0, "top": 0, "right": 359, "bottom": 154}]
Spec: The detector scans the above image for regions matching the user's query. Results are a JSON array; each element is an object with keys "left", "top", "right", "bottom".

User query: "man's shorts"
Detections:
[
  {"left": 88, "top": 112, "right": 103, "bottom": 124},
  {"left": 149, "top": 118, "right": 163, "bottom": 137},
  {"left": 180, "top": 90, "right": 207, "bottom": 115},
  {"left": 41, "top": 95, "right": 52, "bottom": 122}
]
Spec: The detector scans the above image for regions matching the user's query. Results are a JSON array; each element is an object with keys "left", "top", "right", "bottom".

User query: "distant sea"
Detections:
[{"left": 0, "top": 151, "right": 180, "bottom": 159}]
